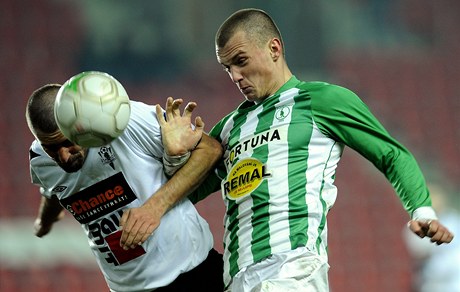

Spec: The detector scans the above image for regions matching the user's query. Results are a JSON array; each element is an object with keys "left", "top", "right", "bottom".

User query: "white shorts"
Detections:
[{"left": 225, "top": 246, "right": 330, "bottom": 292}]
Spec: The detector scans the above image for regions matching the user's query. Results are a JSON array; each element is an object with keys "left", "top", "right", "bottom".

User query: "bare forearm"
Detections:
[
  {"left": 37, "top": 196, "right": 64, "bottom": 224},
  {"left": 145, "top": 134, "right": 222, "bottom": 215},
  {"left": 34, "top": 195, "right": 64, "bottom": 237}
]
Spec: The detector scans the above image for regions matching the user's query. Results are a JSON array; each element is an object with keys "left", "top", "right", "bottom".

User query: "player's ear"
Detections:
[{"left": 269, "top": 38, "right": 282, "bottom": 61}]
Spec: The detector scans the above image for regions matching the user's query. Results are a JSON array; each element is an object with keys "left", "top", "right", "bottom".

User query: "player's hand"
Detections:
[
  {"left": 33, "top": 210, "right": 65, "bottom": 238},
  {"left": 408, "top": 219, "right": 454, "bottom": 245},
  {"left": 119, "top": 203, "right": 162, "bottom": 250},
  {"left": 156, "top": 97, "right": 204, "bottom": 156}
]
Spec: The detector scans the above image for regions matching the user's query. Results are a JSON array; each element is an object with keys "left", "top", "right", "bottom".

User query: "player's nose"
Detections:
[
  {"left": 57, "top": 147, "right": 72, "bottom": 163},
  {"left": 229, "top": 67, "right": 243, "bottom": 83}
]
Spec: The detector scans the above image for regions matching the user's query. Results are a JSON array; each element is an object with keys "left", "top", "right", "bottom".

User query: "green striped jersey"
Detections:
[{"left": 204, "top": 76, "right": 432, "bottom": 285}]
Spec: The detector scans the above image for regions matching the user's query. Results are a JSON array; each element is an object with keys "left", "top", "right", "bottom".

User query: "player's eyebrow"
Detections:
[{"left": 41, "top": 139, "right": 74, "bottom": 152}]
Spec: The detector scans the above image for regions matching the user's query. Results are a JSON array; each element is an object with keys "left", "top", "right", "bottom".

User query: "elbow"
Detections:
[
  {"left": 201, "top": 134, "right": 223, "bottom": 164},
  {"left": 209, "top": 137, "right": 224, "bottom": 162}
]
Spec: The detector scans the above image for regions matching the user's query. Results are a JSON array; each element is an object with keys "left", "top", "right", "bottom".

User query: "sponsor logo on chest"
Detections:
[
  {"left": 225, "top": 127, "right": 286, "bottom": 169},
  {"left": 222, "top": 158, "right": 271, "bottom": 200},
  {"left": 59, "top": 172, "right": 136, "bottom": 224}
]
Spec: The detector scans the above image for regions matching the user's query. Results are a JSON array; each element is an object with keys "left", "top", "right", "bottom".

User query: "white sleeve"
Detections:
[{"left": 122, "top": 101, "right": 164, "bottom": 159}]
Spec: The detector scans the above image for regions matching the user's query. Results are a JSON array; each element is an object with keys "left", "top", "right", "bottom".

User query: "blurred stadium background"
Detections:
[{"left": 1, "top": 0, "right": 459, "bottom": 291}]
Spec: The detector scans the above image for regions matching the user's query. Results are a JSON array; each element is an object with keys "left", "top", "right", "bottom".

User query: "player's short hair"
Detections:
[
  {"left": 215, "top": 8, "right": 284, "bottom": 53},
  {"left": 26, "top": 84, "right": 61, "bottom": 136}
]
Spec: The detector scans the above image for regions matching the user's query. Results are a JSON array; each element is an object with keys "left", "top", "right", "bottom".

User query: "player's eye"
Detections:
[
  {"left": 42, "top": 139, "right": 73, "bottom": 152},
  {"left": 236, "top": 57, "right": 247, "bottom": 66}
]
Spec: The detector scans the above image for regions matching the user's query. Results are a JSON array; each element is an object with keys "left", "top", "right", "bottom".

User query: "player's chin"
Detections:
[
  {"left": 243, "top": 93, "right": 258, "bottom": 103},
  {"left": 242, "top": 90, "right": 266, "bottom": 104}
]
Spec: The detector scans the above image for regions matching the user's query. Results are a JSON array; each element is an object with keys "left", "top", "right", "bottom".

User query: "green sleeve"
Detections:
[
  {"left": 310, "top": 83, "right": 431, "bottom": 215},
  {"left": 188, "top": 170, "right": 222, "bottom": 204}
]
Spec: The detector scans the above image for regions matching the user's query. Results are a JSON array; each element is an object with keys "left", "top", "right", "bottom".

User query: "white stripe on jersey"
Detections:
[
  {"left": 220, "top": 115, "right": 235, "bottom": 286},
  {"left": 267, "top": 90, "right": 296, "bottom": 254},
  {"left": 304, "top": 120, "right": 341, "bottom": 254},
  {"left": 234, "top": 106, "right": 263, "bottom": 272}
]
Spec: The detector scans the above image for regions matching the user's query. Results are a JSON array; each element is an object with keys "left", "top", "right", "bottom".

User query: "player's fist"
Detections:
[
  {"left": 33, "top": 210, "right": 65, "bottom": 237},
  {"left": 408, "top": 219, "right": 454, "bottom": 245}
]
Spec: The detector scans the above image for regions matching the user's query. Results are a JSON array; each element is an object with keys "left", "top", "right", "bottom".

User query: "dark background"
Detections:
[{"left": 1, "top": 0, "right": 459, "bottom": 291}]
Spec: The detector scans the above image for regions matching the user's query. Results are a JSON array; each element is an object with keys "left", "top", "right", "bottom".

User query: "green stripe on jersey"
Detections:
[
  {"left": 225, "top": 113, "right": 244, "bottom": 278},
  {"left": 287, "top": 92, "right": 313, "bottom": 249},
  {"left": 250, "top": 101, "right": 273, "bottom": 262}
]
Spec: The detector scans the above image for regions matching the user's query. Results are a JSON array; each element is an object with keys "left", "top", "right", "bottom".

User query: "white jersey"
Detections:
[{"left": 29, "top": 101, "right": 213, "bottom": 292}]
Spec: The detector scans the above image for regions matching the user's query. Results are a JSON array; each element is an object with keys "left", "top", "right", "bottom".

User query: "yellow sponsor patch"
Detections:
[{"left": 222, "top": 158, "right": 271, "bottom": 200}]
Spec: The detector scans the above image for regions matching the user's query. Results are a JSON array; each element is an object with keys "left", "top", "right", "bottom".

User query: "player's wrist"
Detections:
[
  {"left": 411, "top": 206, "right": 438, "bottom": 221},
  {"left": 145, "top": 191, "right": 171, "bottom": 216},
  {"left": 163, "top": 151, "right": 191, "bottom": 164},
  {"left": 163, "top": 133, "right": 202, "bottom": 156}
]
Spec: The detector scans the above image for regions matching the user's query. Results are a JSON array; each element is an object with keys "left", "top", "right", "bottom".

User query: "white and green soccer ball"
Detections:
[{"left": 54, "top": 71, "right": 131, "bottom": 147}]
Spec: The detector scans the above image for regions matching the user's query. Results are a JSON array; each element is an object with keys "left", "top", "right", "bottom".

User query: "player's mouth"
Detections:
[
  {"left": 59, "top": 149, "right": 88, "bottom": 173},
  {"left": 240, "top": 86, "right": 252, "bottom": 95}
]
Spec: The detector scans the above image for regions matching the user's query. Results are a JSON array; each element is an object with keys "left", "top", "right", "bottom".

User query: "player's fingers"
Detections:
[
  {"left": 426, "top": 221, "right": 438, "bottom": 238},
  {"left": 183, "top": 102, "right": 197, "bottom": 117},
  {"left": 123, "top": 221, "right": 143, "bottom": 250},
  {"left": 35, "top": 230, "right": 46, "bottom": 237},
  {"left": 139, "top": 224, "right": 157, "bottom": 246},
  {"left": 119, "top": 208, "right": 131, "bottom": 229},
  {"left": 129, "top": 221, "right": 149, "bottom": 249},
  {"left": 195, "top": 116, "right": 204, "bottom": 131},
  {"left": 431, "top": 224, "right": 454, "bottom": 245},
  {"left": 408, "top": 220, "right": 428, "bottom": 238},
  {"left": 444, "top": 232, "right": 454, "bottom": 244},
  {"left": 170, "top": 98, "right": 183, "bottom": 117},
  {"left": 34, "top": 220, "right": 51, "bottom": 238},
  {"left": 134, "top": 224, "right": 157, "bottom": 248},
  {"left": 164, "top": 97, "right": 174, "bottom": 121},
  {"left": 165, "top": 97, "right": 175, "bottom": 120},
  {"left": 431, "top": 231, "right": 448, "bottom": 245},
  {"left": 433, "top": 231, "right": 450, "bottom": 245},
  {"left": 155, "top": 104, "right": 166, "bottom": 125},
  {"left": 119, "top": 209, "right": 133, "bottom": 247},
  {"left": 429, "top": 231, "right": 442, "bottom": 244}
]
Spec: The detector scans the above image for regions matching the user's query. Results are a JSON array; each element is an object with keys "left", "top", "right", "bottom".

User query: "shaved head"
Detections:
[
  {"left": 26, "top": 84, "right": 61, "bottom": 138},
  {"left": 215, "top": 8, "right": 284, "bottom": 55}
]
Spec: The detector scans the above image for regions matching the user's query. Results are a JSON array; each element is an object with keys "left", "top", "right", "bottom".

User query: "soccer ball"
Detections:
[{"left": 54, "top": 71, "right": 131, "bottom": 147}]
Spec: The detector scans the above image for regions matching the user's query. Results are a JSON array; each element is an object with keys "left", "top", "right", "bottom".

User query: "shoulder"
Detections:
[
  {"left": 302, "top": 82, "right": 366, "bottom": 115},
  {"left": 300, "top": 82, "right": 361, "bottom": 104},
  {"left": 29, "top": 140, "right": 53, "bottom": 165},
  {"left": 124, "top": 100, "right": 161, "bottom": 133},
  {"left": 209, "top": 109, "right": 238, "bottom": 140},
  {"left": 115, "top": 100, "right": 163, "bottom": 154},
  {"left": 29, "top": 140, "right": 63, "bottom": 192},
  {"left": 128, "top": 100, "right": 158, "bottom": 122}
]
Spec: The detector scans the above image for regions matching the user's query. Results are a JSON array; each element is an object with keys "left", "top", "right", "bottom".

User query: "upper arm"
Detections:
[
  {"left": 311, "top": 85, "right": 408, "bottom": 167},
  {"left": 195, "top": 133, "right": 223, "bottom": 160},
  {"left": 310, "top": 84, "right": 431, "bottom": 214},
  {"left": 123, "top": 101, "right": 164, "bottom": 159}
]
